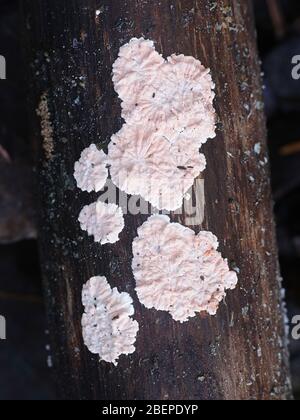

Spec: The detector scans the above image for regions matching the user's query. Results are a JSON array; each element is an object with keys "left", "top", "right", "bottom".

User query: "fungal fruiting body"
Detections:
[
  {"left": 79, "top": 201, "right": 124, "bottom": 245},
  {"left": 81, "top": 276, "right": 139, "bottom": 365},
  {"left": 109, "top": 38, "right": 216, "bottom": 211},
  {"left": 113, "top": 39, "right": 216, "bottom": 144},
  {"left": 74, "top": 144, "right": 108, "bottom": 193},
  {"left": 112, "top": 38, "right": 164, "bottom": 104},
  {"left": 132, "top": 215, "right": 238, "bottom": 323},
  {"left": 109, "top": 124, "right": 206, "bottom": 211}
]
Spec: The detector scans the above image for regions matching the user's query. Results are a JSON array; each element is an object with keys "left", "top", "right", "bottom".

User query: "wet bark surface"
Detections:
[{"left": 21, "top": 0, "right": 292, "bottom": 400}]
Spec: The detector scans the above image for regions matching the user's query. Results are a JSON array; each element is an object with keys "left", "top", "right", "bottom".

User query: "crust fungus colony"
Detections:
[
  {"left": 109, "top": 124, "right": 207, "bottom": 211},
  {"left": 73, "top": 38, "right": 238, "bottom": 364},
  {"left": 75, "top": 144, "right": 125, "bottom": 246},
  {"left": 74, "top": 144, "right": 109, "bottom": 193},
  {"left": 78, "top": 201, "right": 124, "bottom": 245},
  {"left": 133, "top": 215, "right": 238, "bottom": 323},
  {"left": 82, "top": 277, "right": 139, "bottom": 365},
  {"left": 110, "top": 38, "right": 216, "bottom": 211}
]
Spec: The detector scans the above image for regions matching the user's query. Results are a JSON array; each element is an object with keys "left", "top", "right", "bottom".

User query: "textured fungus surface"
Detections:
[
  {"left": 81, "top": 276, "right": 139, "bottom": 365},
  {"left": 78, "top": 201, "right": 124, "bottom": 245},
  {"left": 109, "top": 38, "right": 216, "bottom": 211},
  {"left": 132, "top": 215, "right": 238, "bottom": 322},
  {"left": 109, "top": 124, "right": 206, "bottom": 211},
  {"left": 112, "top": 38, "right": 216, "bottom": 143},
  {"left": 74, "top": 144, "right": 109, "bottom": 193},
  {"left": 112, "top": 38, "right": 164, "bottom": 104}
]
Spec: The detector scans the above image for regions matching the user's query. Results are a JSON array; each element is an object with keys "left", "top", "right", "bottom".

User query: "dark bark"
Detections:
[{"left": 21, "top": 0, "right": 292, "bottom": 400}]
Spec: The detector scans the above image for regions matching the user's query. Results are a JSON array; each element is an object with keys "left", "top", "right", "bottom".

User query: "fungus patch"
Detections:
[
  {"left": 79, "top": 201, "right": 124, "bottom": 244},
  {"left": 112, "top": 38, "right": 216, "bottom": 144},
  {"left": 132, "top": 215, "right": 238, "bottom": 323},
  {"left": 112, "top": 38, "right": 164, "bottom": 104},
  {"left": 74, "top": 144, "right": 109, "bottom": 192},
  {"left": 109, "top": 38, "right": 216, "bottom": 211},
  {"left": 81, "top": 276, "right": 139, "bottom": 365},
  {"left": 109, "top": 124, "right": 206, "bottom": 211}
]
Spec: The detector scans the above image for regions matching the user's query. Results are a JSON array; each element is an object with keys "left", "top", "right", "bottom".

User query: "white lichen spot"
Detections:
[
  {"left": 78, "top": 201, "right": 124, "bottom": 245},
  {"left": 81, "top": 276, "right": 139, "bottom": 365},
  {"left": 132, "top": 215, "right": 238, "bottom": 323},
  {"left": 109, "top": 124, "right": 206, "bottom": 211},
  {"left": 36, "top": 92, "right": 54, "bottom": 160},
  {"left": 74, "top": 144, "right": 109, "bottom": 192},
  {"left": 254, "top": 143, "right": 262, "bottom": 155}
]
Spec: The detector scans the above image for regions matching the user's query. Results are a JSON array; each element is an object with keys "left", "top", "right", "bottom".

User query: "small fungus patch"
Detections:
[
  {"left": 74, "top": 144, "right": 109, "bottom": 193},
  {"left": 81, "top": 276, "right": 139, "bottom": 365},
  {"left": 78, "top": 201, "right": 124, "bottom": 245},
  {"left": 112, "top": 38, "right": 164, "bottom": 104},
  {"left": 132, "top": 215, "right": 238, "bottom": 323}
]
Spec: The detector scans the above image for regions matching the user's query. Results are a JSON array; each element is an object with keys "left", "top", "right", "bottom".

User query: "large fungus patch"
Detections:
[{"left": 132, "top": 215, "right": 238, "bottom": 323}]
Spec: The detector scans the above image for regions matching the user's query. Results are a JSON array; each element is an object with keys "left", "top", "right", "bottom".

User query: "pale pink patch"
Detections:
[
  {"left": 78, "top": 201, "right": 124, "bottom": 245},
  {"left": 74, "top": 144, "right": 109, "bottom": 193},
  {"left": 109, "top": 38, "right": 216, "bottom": 211},
  {"left": 132, "top": 215, "right": 238, "bottom": 323},
  {"left": 108, "top": 124, "right": 206, "bottom": 211},
  {"left": 82, "top": 276, "right": 139, "bottom": 365}
]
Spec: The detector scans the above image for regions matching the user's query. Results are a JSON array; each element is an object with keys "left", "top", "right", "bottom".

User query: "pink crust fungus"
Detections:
[
  {"left": 108, "top": 124, "right": 206, "bottom": 211},
  {"left": 81, "top": 276, "right": 139, "bottom": 365},
  {"left": 112, "top": 38, "right": 164, "bottom": 103},
  {"left": 132, "top": 215, "right": 238, "bottom": 323},
  {"left": 112, "top": 38, "right": 216, "bottom": 144},
  {"left": 74, "top": 144, "right": 109, "bottom": 193},
  {"left": 78, "top": 201, "right": 124, "bottom": 245},
  {"left": 109, "top": 38, "right": 216, "bottom": 211}
]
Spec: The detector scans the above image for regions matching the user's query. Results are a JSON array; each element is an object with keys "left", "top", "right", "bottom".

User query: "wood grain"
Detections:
[{"left": 21, "top": 0, "right": 292, "bottom": 400}]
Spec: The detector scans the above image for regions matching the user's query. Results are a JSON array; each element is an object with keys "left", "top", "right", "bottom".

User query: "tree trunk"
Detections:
[{"left": 21, "top": 0, "right": 292, "bottom": 400}]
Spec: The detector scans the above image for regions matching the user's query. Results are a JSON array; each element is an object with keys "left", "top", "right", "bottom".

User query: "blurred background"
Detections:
[{"left": 0, "top": 0, "right": 300, "bottom": 400}]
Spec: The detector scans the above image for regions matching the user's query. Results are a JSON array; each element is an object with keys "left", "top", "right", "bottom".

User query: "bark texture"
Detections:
[{"left": 21, "top": 0, "right": 292, "bottom": 400}]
